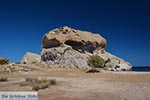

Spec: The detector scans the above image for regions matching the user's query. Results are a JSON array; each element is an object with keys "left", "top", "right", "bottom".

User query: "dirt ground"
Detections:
[{"left": 0, "top": 64, "right": 150, "bottom": 100}]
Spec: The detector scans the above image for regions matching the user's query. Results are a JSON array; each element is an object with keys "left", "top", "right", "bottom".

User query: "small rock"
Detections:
[{"left": 86, "top": 69, "right": 100, "bottom": 73}]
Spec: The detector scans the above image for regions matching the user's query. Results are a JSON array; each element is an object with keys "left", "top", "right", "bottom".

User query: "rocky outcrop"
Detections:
[
  {"left": 42, "top": 26, "right": 106, "bottom": 53},
  {"left": 41, "top": 26, "right": 132, "bottom": 71},
  {"left": 41, "top": 46, "right": 89, "bottom": 69},
  {"left": 21, "top": 52, "right": 41, "bottom": 64},
  {"left": 95, "top": 49, "right": 131, "bottom": 71}
]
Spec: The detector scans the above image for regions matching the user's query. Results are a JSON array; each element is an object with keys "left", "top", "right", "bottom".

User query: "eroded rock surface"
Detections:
[
  {"left": 42, "top": 26, "right": 106, "bottom": 53},
  {"left": 41, "top": 45, "right": 89, "bottom": 69},
  {"left": 21, "top": 52, "right": 41, "bottom": 64},
  {"left": 95, "top": 49, "right": 131, "bottom": 71},
  {"left": 41, "top": 26, "right": 132, "bottom": 70}
]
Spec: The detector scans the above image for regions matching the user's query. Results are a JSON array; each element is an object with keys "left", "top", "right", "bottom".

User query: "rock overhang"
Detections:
[{"left": 42, "top": 26, "right": 106, "bottom": 53}]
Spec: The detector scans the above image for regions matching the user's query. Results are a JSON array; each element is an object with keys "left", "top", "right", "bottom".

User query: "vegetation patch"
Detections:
[
  {"left": 20, "top": 78, "right": 57, "bottom": 91},
  {"left": 20, "top": 81, "right": 30, "bottom": 86},
  {"left": 0, "top": 77, "right": 8, "bottom": 82},
  {"left": 0, "top": 58, "right": 9, "bottom": 65},
  {"left": 32, "top": 82, "right": 50, "bottom": 91},
  {"left": 50, "top": 79, "right": 56, "bottom": 85},
  {"left": 25, "top": 78, "right": 38, "bottom": 83},
  {"left": 87, "top": 55, "right": 105, "bottom": 68}
]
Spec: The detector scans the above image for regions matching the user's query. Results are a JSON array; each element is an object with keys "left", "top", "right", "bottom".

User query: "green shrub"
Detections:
[
  {"left": 50, "top": 79, "right": 56, "bottom": 85},
  {"left": 87, "top": 55, "right": 105, "bottom": 68},
  {"left": 0, "top": 58, "right": 9, "bottom": 65},
  {"left": 0, "top": 77, "right": 8, "bottom": 82}
]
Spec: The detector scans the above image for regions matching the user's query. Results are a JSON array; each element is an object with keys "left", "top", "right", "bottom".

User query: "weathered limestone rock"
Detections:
[
  {"left": 40, "top": 26, "right": 132, "bottom": 71},
  {"left": 95, "top": 49, "right": 132, "bottom": 71},
  {"left": 42, "top": 26, "right": 106, "bottom": 53},
  {"left": 21, "top": 52, "right": 41, "bottom": 64},
  {"left": 41, "top": 46, "right": 89, "bottom": 69}
]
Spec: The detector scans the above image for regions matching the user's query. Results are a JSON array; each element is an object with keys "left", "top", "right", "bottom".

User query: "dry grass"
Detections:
[
  {"left": 20, "top": 81, "right": 30, "bottom": 86},
  {"left": 20, "top": 78, "right": 57, "bottom": 91},
  {"left": 32, "top": 82, "right": 50, "bottom": 91},
  {"left": 1, "top": 67, "right": 150, "bottom": 100}
]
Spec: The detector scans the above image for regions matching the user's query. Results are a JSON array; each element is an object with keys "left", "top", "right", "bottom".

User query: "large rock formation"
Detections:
[
  {"left": 21, "top": 52, "right": 41, "bottom": 64},
  {"left": 41, "top": 26, "right": 132, "bottom": 71}
]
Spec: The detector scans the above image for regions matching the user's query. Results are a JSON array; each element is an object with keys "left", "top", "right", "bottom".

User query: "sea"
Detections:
[{"left": 132, "top": 66, "right": 150, "bottom": 72}]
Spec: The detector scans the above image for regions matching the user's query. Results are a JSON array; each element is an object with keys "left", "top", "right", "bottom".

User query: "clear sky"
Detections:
[{"left": 0, "top": 0, "right": 149, "bottom": 66}]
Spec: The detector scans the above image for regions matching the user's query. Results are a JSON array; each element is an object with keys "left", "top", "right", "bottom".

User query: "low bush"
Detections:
[
  {"left": 32, "top": 81, "right": 50, "bottom": 91},
  {"left": 20, "top": 82, "right": 30, "bottom": 86},
  {"left": 50, "top": 79, "right": 56, "bottom": 85},
  {"left": 25, "top": 78, "right": 32, "bottom": 82},
  {"left": 41, "top": 82, "right": 50, "bottom": 89},
  {"left": 37, "top": 79, "right": 49, "bottom": 83},
  {"left": 32, "top": 84, "right": 41, "bottom": 91},
  {"left": 25, "top": 78, "right": 38, "bottom": 83},
  {"left": 0, "top": 58, "right": 9, "bottom": 65},
  {"left": 0, "top": 77, "right": 8, "bottom": 82},
  {"left": 21, "top": 78, "right": 57, "bottom": 91},
  {"left": 87, "top": 55, "right": 105, "bottom": 68}
]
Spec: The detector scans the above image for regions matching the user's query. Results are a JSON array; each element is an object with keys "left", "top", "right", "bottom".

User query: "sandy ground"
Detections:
[{"left": 0, "top": 64, "right": 150, "bottom": 100}]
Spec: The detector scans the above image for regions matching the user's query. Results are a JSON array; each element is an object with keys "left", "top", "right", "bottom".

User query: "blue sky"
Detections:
[{"left": 0, "top": 0, "right": 149, "bottom": 66}]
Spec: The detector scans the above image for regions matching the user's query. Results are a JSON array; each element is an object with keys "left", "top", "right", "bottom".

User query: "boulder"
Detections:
[
  {"left": 42, "top": 26, "right": 106, "bottom": 53},
  {"left": 41, "top": 26, "right": 131, "bottom": 70},
  {"left": 21, "top": 52, "right": 41, "bottom": 64}
]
